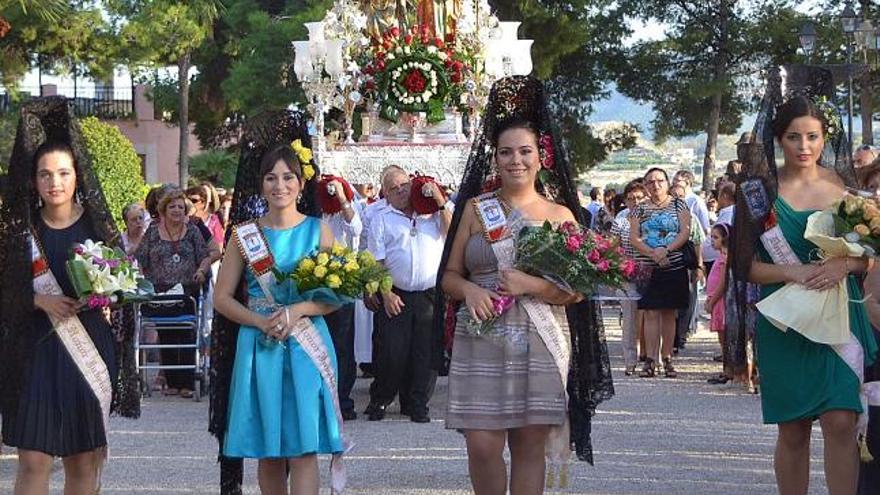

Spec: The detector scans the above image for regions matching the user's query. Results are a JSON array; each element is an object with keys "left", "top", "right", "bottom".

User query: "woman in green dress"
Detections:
[{"left": 749, "top": 94, "right": 878, "bottom": 494}]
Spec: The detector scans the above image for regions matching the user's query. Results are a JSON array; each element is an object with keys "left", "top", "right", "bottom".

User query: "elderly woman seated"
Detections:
[{"left": 135, "top": 188, "right": 212, "bottom": 398}]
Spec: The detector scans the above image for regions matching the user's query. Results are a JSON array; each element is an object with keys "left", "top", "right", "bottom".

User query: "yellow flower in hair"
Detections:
[
  {"left": 291, "top": 139, "right": 313, "bottom": 162},
  {"left": 291, "top": 139, "right": 315, "bottom": 181},
  {"left": 301, "top": 164, "right": 315, "bottom": 181}
]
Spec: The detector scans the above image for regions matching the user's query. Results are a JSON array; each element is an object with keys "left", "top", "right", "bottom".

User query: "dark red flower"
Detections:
[
  {"left": 376, "top": 59, "right": 386, "bottom": 71},
  {"left": 434, "top": 38, "right": 445, "bottom": 49},
  {"left": 445, "top": 33, "right": 455, "bottom": 43},
  {"left": 404, "top": 70, "right": 428, "bottom": 94},
  {"left": 390, "top": 27, "right": 400, "bottom": 37},
  {"left": 539, "top": 134, "right": 555, "bottom": 169},
  {"left": 451, "top": 72, "right": 462, "bottom": 83},
  {"left": 0, "top": 17, "right": 10, "bottom": 39},
  {"left": 404, "top": 34, "right": 413, "bottom": 45},
  {"left": 365, "top": 80, "right": 376, "bottom": 90},
  {"left": 452, "top": 60, "right": 464, "bottom": 71}
]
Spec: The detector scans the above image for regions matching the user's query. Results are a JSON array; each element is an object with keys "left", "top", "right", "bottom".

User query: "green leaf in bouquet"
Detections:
[
  {"left": 136, "top": 278, "right": 155, "bottom": 295},
  {"left": 65, "top": 259, "right": 94, "bottom": 298},
  {"left": 834, "top": 215, "right": 852, "bottom": 237}
]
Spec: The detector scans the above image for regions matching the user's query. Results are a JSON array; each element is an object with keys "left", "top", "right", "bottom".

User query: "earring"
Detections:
[
  {"left": 75, "top": 189, "right": 83, "bottom": 204},
  {"left": 297, "top": 193, "right": 303, "bottom": 202},
  {"left": 37, "top": 196, "right": 43, "bottom": 208}
]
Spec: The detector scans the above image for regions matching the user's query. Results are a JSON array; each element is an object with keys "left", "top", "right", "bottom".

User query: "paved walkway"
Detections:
[{"left": 1, "top": 308, "right": 831, "bottom": 494}]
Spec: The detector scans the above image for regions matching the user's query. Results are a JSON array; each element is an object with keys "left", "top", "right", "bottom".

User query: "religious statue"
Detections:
[
  {"left": 416, "top": 0, "right": 462, "bottom": 39},
  {"left": 360, "top": 0, "right": 415, "bottom": 39}
]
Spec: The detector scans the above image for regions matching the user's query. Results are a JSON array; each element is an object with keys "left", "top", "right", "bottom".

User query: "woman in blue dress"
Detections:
[{"left": 213, "top": 142, "right": 343, "bottom": 495}]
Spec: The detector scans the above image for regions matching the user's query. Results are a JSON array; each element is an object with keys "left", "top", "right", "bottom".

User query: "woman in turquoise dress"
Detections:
[
  {"left": 747, "top": 94, "right": 878, "bottom": 494},
  {"left": 214, "top": 143, "right": 343, "bottom": 495}
]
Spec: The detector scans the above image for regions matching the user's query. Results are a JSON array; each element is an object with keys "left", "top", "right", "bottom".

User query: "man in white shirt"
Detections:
[
  {"left": 353, "top": 182, "right": 384, "bottom": 380},
  {"left": 586, "top": 186, "right": 603, "bottom": 230},
  {"left": 673, "top": 170, "right": 709, "bottom": 351},
  {"left": 321, "top": 177, "right": 362, "bottom": 420},
  {"left": 364, "top": 166, "right": 452, "bottom": 423}
]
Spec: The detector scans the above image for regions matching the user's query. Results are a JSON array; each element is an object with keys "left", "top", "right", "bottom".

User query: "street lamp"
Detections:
[
  {"left": 798, "top": 22, "right": 817, "bottom": 64},
  {"left": 841, "top": 1, "right": 859, "bottom": 151}
]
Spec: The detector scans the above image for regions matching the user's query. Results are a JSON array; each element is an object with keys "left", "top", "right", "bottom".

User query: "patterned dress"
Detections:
[{"left": 446, "top": 232, "right": 568, "bottom": 430}]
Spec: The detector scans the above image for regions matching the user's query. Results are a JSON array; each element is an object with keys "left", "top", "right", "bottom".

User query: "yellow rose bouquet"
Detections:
[{"left": 282, "top": 243, "right": 393, "bottom": 304}]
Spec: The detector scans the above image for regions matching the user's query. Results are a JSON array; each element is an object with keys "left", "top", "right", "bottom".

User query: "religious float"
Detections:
[{"left": 292, "top": 0, "right": 534, "bottom": 185}]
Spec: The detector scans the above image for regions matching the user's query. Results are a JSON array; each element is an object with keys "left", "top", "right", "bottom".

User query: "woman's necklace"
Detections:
[{"left": 163, "top": 223, "right": 185, "bottom": 263}]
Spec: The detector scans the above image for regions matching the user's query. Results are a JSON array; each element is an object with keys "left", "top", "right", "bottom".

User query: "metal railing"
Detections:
[{"left": 0, "top": 86, "right": 135, "bottom": 119}]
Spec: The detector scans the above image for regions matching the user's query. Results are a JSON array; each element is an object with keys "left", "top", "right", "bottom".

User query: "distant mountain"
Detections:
[{"left": 589, "top": 87, "right": 656, "bottom": 139}]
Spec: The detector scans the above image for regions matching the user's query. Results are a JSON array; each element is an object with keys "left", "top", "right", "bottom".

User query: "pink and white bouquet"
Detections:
[{"left": 66, "top": 240, "right": 154, "bottom": 309}]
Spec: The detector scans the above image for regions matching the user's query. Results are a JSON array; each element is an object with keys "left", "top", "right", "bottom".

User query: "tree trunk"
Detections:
[
  {"left": 178, "top": 51, "right": 191, "bottom": 187},
  {"left": 861, "top": 70, "right": 873, "bottom": 146},
  {"left": 703, "top": 93, "right": 722, "bottom": 192},
  {"left": 702, "top": 0, "right": 729, "bottom": 193}
]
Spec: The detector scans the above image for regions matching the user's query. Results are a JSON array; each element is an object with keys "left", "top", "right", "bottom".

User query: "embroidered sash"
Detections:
[
  {"left": 30, "top": 232, "right": 112, "bottom": 473},
  {"left": 232, "top": 221, "right": 349, "bottom": 493},
  {"left": 754, "top": 224, "right": 880, "bottom": 461},
  {"left": 473, "top": 194, "right": 573, "bottom": 487}
]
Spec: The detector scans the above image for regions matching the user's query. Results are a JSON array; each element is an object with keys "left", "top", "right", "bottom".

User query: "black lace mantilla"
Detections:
[
  {"left": 208, "top": 109, "right": 318, "bottom": 495},
  {"left": 0, "top": 97, "right": 139, "bottom": 428},
  {"left": 432, "top": 76, "right": 614, "bottom": 464}
]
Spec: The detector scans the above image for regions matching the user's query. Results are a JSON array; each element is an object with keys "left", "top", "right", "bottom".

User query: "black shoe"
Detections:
[
  {"left": 410, "top": 412, "right": 430, "bottom": 423},
  {"left": 367, "top": 403, "right": 386, "bottom": 421},
  {"left": 364, "top": 401, "right": 382, "bottom": 415},
  {"left": 399, "top": 404, "right": 412, "bottom": 417},
  {"left": 359, "top": 363, "right": 376, "bottom": 378},
  {"left": 342, "top": 409, "right": 357, "bottom": 421},
  {"left": 638, "top": 355, "right": 647, "bottom": 362}
]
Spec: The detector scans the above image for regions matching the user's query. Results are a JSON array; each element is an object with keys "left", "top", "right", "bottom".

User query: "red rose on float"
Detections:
[
  {"left": 434, "top": 38, "right": 445, "bottom": 49},
  {"left": 404, "top": 70, "right": 427, "bottom": 94},
  {"left": 404, "top": 34, "right": 413, "bottom": 45}
]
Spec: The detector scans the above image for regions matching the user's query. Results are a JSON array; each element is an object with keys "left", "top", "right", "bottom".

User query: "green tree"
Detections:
[
  {"left": 0, "top": 2, "right": 116, "bottom": 89},
  {"left": 492, "top": 0, "right": 637, "bottom": 174},
  {"left": 113, "top": 0, "right": 223, "bottom": 187},
  {"left": 617, "top": 0, "right": 812, "bottom": 190},
  {"left": 188, "top": 149, "right": 238, "bottom": 188},
  {"left": 79, "top": 116, "right": 147, "bottom": 229}
]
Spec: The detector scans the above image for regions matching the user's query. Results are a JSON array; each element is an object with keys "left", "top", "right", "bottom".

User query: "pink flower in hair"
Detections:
[{"left": 539, "top": 134, "right": 555, "bottom": 170}]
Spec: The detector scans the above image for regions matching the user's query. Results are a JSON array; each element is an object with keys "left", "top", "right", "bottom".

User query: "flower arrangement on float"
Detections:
[{"left": 361, "top": 24, "right": 473, "bottom": 123}]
